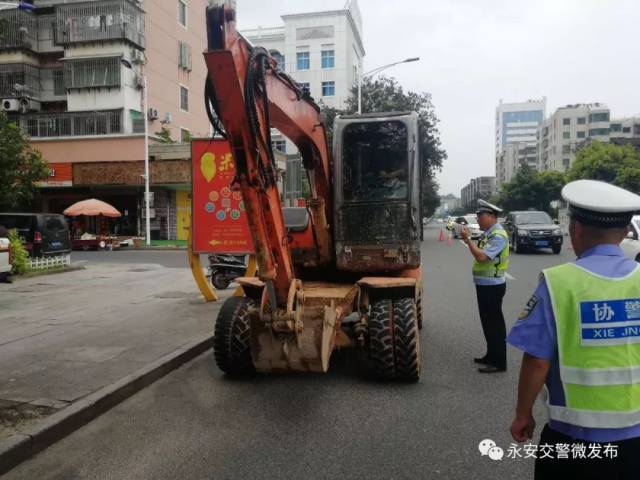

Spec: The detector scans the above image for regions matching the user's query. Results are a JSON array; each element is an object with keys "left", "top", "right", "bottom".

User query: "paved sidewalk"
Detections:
[{"left": 0, "top": 263, "right": 226, "bottom": 440}]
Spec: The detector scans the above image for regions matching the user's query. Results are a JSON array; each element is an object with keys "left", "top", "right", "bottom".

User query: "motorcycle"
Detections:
[{"left": 207, "top": 254, "right": 247, "bottom": 290}]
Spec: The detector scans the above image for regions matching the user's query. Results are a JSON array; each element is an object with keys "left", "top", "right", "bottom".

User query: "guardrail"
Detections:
[
  {"left": 19, "top": 109, "right": 123, "bottom": 138},
  {"left": 29, "top": 254, "right": 71, "bottom": 271}
]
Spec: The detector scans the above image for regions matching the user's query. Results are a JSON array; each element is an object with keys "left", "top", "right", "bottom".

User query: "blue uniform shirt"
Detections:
[
  {"left": 507, "top": 244, "right": 640, "bottom": 442},
  {"left": 473, "top": 222, "right": 508, "bottom": 286}
]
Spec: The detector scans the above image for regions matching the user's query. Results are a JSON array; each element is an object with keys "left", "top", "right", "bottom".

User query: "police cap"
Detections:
[
  {"left": 562, "top": 180, "right": 640, "bottom": 228},
  {"left": 476, "top": 199, "right": 503, "bottom": 216}
]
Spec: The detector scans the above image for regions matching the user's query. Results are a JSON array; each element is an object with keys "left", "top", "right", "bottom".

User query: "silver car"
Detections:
[
  {"left": 453, "top": 214, "right": 482, "bottom": 239},
  {"left": 622, "top": 215, "right": 640, "bottom": 262}
]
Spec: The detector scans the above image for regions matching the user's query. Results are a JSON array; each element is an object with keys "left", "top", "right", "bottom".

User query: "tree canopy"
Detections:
[
  {"left": 320, "top": 76, "right": 447, "bottom": 216},
  {"left": 568, "top": 141, "right": 640, "bottom": 192},
  {"left": 497, "top": 164, "right": 565, "bottom": 214},
  {"left": 0, "top": 112, "right": 49, "bottom": 211}
]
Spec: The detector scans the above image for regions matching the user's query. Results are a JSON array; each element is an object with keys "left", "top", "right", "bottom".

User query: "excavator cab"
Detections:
[{"left": 333, "top": 112, "right": 421, "bottom": 272}]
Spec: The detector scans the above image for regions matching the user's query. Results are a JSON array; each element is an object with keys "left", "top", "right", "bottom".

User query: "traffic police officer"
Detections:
[
  {"left": 461, "top": 199, "right": 510, "bottom": 373},
  {"left": 508, "top": 180, "right": 640, "bottom": 478}
]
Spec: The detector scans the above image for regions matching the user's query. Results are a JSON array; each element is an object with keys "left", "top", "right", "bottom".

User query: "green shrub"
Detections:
[{"left": 8, "top": 229, "right": 29, "bottom": 275}]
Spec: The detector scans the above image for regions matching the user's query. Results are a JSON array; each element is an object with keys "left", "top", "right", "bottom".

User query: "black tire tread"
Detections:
[
  {"left": 213, "top": 297, "right": 255, "bottom": 376},
  {"left": 393, "top": 298, "right": 421, "bottom": 382},
  {"left": 368, "top": 299, "right": 395, "bottom": 380}
]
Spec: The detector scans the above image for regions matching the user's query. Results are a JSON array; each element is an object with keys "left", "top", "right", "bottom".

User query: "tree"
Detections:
[
  {"left": 568, "top": 141, "right": 640, "bottom": 192},
  {"left": 498, "top": 164, "right": 565, "bottom": 214},
  {"left": 154, "top": 126, "right": 175, "bottom": 144},
  {"left": 0, "top": 112, "right": 49, "bottom": 211},
  {"left": 319, "top": 75, "right": 447, "bottom": 216}
]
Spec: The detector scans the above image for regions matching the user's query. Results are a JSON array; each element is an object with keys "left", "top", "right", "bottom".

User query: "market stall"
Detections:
[{"left": 64, "top": 199, "right": 122, "bottom": 251}]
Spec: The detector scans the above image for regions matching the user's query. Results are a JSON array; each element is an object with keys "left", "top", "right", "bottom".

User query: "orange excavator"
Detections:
[{"left": 204, "top": 3, "right": 423, "bottom": 381}]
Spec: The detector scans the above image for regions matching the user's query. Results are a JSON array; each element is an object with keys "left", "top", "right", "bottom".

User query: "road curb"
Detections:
[{"left": 0, "top": 334, "right": 214, "bottom": 475}]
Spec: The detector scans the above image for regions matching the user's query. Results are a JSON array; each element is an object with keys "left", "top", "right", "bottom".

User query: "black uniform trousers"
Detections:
[
  {"left": 475, "top": 282, "right": 507, "bottom": 369},
  {"left": 535, "top": 424, "right": 640, "bottom": 479}
]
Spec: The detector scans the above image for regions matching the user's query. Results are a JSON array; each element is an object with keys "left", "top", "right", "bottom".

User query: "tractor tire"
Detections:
[
  {"left": 416, "top": 295, "right": 423, "bottom": 330},
  {"left": 211, "top": 271, "right": 230, "bottom": 290},
  {"left": 213, "top": 297, "right": 255, "bottom": 376},
  {"left": 392, "top": 298, "right": 421, "bottom": 382},
  {"left": 368, "top": 298, "right": 421, "bottom": 382}
]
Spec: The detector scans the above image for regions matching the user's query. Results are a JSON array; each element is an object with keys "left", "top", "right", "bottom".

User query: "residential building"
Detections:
[
  {"left": 1, "top": 0, "right": 211, "bottom": 239},
  {"left": 495, "top": 98, "right": 546, "bottom": 156},
  {"left": 495, "top": 141, "right": 537, "bottom": 189},
  {"left": 610, "top": 117, "right": 640, "bottom": 139},
  {"left": 435, "top": 194, "right": 461, "bottom": 217},
  {"left": 461, "top": 176, "right": 496, "bottom": 209},
  {"left": 243, "top": 1, "right": 364, "bottom": 110},
  {"left": 538, "top": 103, "right": 610, "bottom": 172}
]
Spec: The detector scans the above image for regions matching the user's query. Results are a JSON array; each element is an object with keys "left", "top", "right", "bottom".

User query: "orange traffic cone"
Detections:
[
  {"left": 439, "top": 229, "right": 445, "bottom": 242},
  {"left": 447, "top": 232, "right": 453, "bottom": 246}
]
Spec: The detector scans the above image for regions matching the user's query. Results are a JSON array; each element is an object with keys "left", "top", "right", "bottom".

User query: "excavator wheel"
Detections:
[
  {"left": 368, "top": 298, "right": 421, "bottom": 382},
  {"left": 416, "top": 295, "right": 423, "bottom": 330},
  {"left": 213, "top": 297, "right": 255, "bottom": 376}
]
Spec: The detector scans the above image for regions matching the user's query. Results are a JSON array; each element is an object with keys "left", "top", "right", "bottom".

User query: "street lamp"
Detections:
[{"left": 357, "top": 57, "right": 419, "bottom": 115}]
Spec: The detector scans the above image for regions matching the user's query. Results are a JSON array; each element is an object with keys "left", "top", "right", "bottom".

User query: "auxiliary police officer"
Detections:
[
  {"left": 461, "top": 199, "right": 510, "bottom": 373},
  {"left": 508, "top": 180, "right": 640, "bottom": 478}
]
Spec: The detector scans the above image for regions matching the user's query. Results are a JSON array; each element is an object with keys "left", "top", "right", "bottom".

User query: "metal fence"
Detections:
[
  {"left": 29, "top": 254, "right": 71, "bottom": 271},
  {"left": 64, "top": 56, "right": 121, "bottom": 89},
  {"left": 0, "top": 63, "right": 41, "bottom": 98},
  {"left": 0, "top": 9, "right": 38, "bottom": 51},
  {"left": 55, "top": 0, "right": 145, "bottom": 48},
  {"left": 20, "top": 110, "right": 123, "bottom": 138}
]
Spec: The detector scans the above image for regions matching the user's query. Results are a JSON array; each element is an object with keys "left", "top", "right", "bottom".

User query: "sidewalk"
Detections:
[{"left": 0, "top": 262, "right": 227, "bottom": 441}]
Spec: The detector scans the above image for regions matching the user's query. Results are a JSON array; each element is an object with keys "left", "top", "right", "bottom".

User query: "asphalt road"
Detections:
[
  {"left": 7, "top": 225, "right": 575, "bottom": 480},
  {"left": 72, "top": 250, "right": 200, "bottom": 269}
]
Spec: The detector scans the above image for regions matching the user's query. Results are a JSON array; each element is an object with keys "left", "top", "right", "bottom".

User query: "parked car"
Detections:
[
  {"left": 504, "top": 210, "right": 563, "bottom": 254},
  {"left": 0, "top": 235, "right": 11, "bottom": 283},
  {"left": 453, "top": 214, "right": 482, "bottom": 239},
  {"left": 0, "top": 213, "right": 71, "bottom": 257},
  {"left": 622, "top": 215, "right": 640, "bottom": 262}
]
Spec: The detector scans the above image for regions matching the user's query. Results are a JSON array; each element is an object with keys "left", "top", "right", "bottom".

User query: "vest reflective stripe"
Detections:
[
  {"left": 547, "top": 402, "right": 640, "bottom": 429},
  {"left": 560, "top": 365, "right": 640, "bottom": 386},
  {"left": 544, "top": 263, "right": 640, "bottom": 428},
  {"left": 472, "top": 227, "right": 510, "bottom": 277}
]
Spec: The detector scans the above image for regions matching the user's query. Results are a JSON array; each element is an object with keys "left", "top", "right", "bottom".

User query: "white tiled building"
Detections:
[
  {"left": 495, "top": 98, "right": 546, "bottom": 156},
  {"left": 538, "top": 103, "right": 610, "bottom": 172},
  {"left": 243, "top": 1, "right": 365, "bottom": 112}
]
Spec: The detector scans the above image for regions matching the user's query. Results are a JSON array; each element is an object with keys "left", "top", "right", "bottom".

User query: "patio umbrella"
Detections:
[{"left": 64, "top": 199, "right": 121, "bottom": 218}]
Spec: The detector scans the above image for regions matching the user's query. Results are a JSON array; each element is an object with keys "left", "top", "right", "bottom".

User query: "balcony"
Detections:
[
  {"left": 54, "top": 0, "right": 145, "bottom": 49},
  {"left": 18, "top": 110, "right": 124, "bottom": 138},
  {"left": 0, "top": 63, "right": 41, "bottom": 100},
  {"left": 63, "top": 56, "right": 121, "bottom": 90},
  {"left": 0, "top": 9, "right": 39, "bottom": 52}
]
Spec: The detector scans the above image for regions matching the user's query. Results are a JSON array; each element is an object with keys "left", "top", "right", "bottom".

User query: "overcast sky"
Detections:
[{"left": 236, "top": 0, "right": 639, "bottom": 196}]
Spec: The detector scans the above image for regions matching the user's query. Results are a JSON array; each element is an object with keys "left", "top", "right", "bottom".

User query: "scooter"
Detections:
[{"left": 207, "top": 254, "right": 247, "bottom": 290}]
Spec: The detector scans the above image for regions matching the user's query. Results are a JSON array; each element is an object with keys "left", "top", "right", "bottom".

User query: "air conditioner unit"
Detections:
[
  {"left": 2, "top": 99, "right": 20, "bottom": 112},
  {"left": 147, "top": 107, "right": 159, "bottom": 120},
  {"left": 20, "top": 99, "right": 41, "bottom": 113}
]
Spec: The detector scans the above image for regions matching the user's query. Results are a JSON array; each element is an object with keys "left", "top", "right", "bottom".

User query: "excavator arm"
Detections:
[{"left": 203, "top": 4, "right": 333, "bottom": 308}]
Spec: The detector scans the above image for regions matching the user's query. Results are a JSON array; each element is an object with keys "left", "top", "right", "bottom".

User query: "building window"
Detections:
[
  {"left": 64, "top": 57, "right": 121, "bottom": 89},
  {"left": 321, "top": 81, "right": 335, "bottom": 97},
  {"left": 589, "top": 128, "right": 609, "bottom": 137},
  {"left": 577, "top": 117, "right": 586, "bottom": 125},
  {"left": 562, "top": 145, "right": 571, "bottom": 154},
  {"left": 297, "top": 82, "right": 310, "bottom": 92},
  {"left": 178, "top": 0, "right": 187, "bottom": 27},
  {"left": 178, "top": 41, "right": 192, "bottom": 71},
  {"left": 562, "top": 118, "right": 570, "bottom": 126},
  {"left": 272, "top": 140, "right": 286, "bottom": 153},
  {"left": 180, "top": 128, "right": 191, "bottom": 143},
  {"left": 53, "top": 68, "right": 65, "bottom": 95},
  {"left": 623, "top": 126, "right": 631, "bottom": 133},
  {"left": 296, "top": 51, "right": 310, "bottom": 70},
  {"left": 180, "top": 85, "right": 189, "bottom": 111},
  {"left": 577, "top": 131, "right": 586, "bottom": 138},
  {"left": 562, "top": 131, "right": 570, "bottom": 139},
  {"left": 270, "top": 51, "right": 285, "bottom": 71},
  {"left": 321, "top": 49, "right": 335, "bottom": 69},
  {"left": 589, "top": 112, "right": 610, "bottom": 123},
  {"left": 610, "top": 123, "right": 622, "bottom": 133}
]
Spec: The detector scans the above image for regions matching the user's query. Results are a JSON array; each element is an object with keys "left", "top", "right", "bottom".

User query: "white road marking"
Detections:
[
  {"left": 459, "top": 240, "right": 466, "bottom": 246},
  {"left": 506, "top": 273, "right": 515, "bottom": 280}
]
